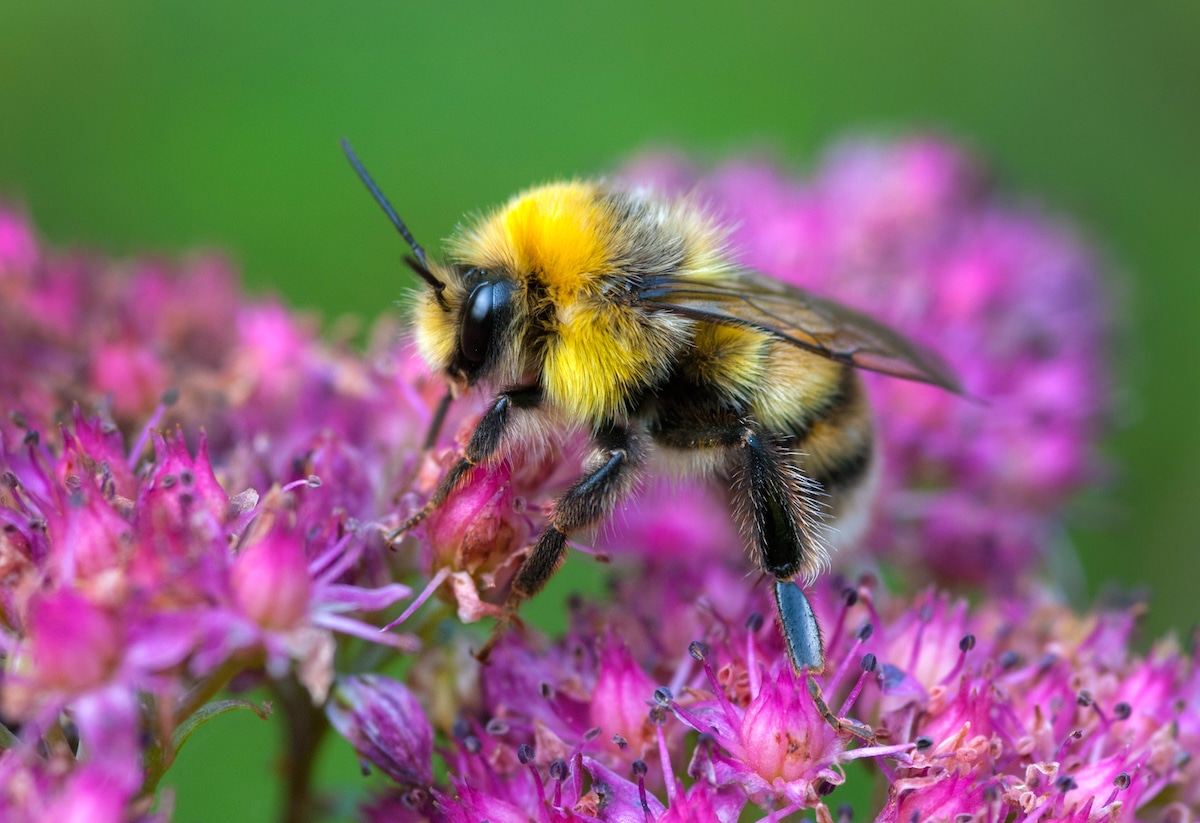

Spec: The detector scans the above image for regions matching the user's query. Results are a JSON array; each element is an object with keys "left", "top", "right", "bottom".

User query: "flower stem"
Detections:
[
  {"left": 270, "top": 674, "right": 330, "bottom": 823},
  {"left": 174, "top": 656, "right": 249, "bottom": 726}
]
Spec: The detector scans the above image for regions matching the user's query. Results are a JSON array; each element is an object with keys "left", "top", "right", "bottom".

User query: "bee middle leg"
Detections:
[{"left": 475, "top": 424, "right": 644, "bottom": 662}]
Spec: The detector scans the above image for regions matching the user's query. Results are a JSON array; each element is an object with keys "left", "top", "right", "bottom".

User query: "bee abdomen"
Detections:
[{"left": 791, "top": 369, "right": 874, "bottom": 496}]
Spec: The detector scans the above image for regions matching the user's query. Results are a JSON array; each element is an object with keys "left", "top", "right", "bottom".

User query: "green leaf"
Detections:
[
  {"left": 0, "top": 721, "right": 19, "bottom": 750},
  {"left": 170, "top": 699, "right": 273, "bottom": 760}
]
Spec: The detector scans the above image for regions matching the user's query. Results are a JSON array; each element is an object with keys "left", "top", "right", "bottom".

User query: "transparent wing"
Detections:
[{"left": 638, "top": 270, "right": 962, "bottom": 393}]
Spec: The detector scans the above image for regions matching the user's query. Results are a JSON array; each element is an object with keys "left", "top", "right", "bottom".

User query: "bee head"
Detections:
[
  {"left": 421, "top": 265, "right": 517, "bottom": 392},
  {"left": 342, "top": 139, "right": 521, "bottom": 393}
]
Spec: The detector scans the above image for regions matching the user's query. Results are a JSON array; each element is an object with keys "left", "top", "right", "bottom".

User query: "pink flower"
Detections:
[
  {"left": 28, "top": 590, "right": 123, "bottom": 693},
  {"left": 231, "top": 528, "right": 312, "bottom": 631}
]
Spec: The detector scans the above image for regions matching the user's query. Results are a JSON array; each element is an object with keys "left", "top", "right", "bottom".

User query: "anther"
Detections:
[
  {"left": 856, "top": 623, "right": 874, "bottom": 642},
  {"left": 688, "top": 641, "right": 709, "bottom": 661},
  {"left": 1055, "top": 775, "right": 1078, "bottom": 792},
  {"left": 914, "top": 736, "right": 934, "bottom": 751},
  {"left": 631, "top": 759, "right": 648, "bottom": 777},
  {"left": 745, "top": 612, "right": 765, "bottom": 633},
  {"left": 462, "top": 735, "right": 482, "bottom": 754},
  {"left": 161, "top": 388, "right": 180, "bottom": 406},
  {"left": 548, "top": 759, "right": 569, "bottom": 781},
  {"left": 653, "top": 687, "right": 673, "bottom": 706},
  {"left": 958, "top": 634, "right": 976, "bottom": 652},
  {"left": 611, "top": 734, "right": 627, "bottom": 749},
  {"left": 1112, "top": 772, "right": 1131, "bottom": 789},
  {"left": 485, "top": 718, "right": 508, "bottom": 736},
  {"left": 860, "top": 653, "right": 877, "bottom": 672},
  {"left": 648, "top": 706, "right": 668, "bottom": 726},
  {"left": 517, "top": 743, "right": 535, "bottom": 764},
  {"left": 1113, "top": 702, "right": 1132, "bottom": 720}
]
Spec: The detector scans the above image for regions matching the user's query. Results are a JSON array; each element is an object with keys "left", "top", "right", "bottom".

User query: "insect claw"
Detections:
[
  {"left": 805, "top": 671, "right": 877, "bottom": 745},
  {"left": 474, "top": 608, "right": 525, "bottom": 665},
  {"left": 383, "top": 506, "right": 434, "bottom": 548}
]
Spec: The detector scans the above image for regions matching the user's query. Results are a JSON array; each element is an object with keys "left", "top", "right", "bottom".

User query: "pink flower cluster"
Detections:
[
  {"left": 0, "top": 210, "right": 426, "bottom": 820},
  {"left": 0, "top": 137, "right": 1187, "bottom": 823},
  {"left": 368, "top": 572, "right": 1196, "bottom": 822}
]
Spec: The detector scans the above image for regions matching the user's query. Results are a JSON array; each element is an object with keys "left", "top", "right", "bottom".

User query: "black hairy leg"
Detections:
[
  {"left": 385, "top": 385, "right": 542, "bottom": 545},
  {"left": 475, "top": 424, "right": 645, "bottom": 662},
  {"left": 731, "top": 423, "right": 829, "bottom": 672}
]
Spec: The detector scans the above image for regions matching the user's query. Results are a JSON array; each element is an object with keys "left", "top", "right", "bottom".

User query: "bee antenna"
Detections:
[{"left": 340, "top": 137, "right": 445, "bottom": 294}]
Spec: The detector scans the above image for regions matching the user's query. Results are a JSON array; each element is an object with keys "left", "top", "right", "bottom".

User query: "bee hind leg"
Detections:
[
  {"left": 475, "top": 423, "right": 644, "bottom": 664},
  {"left": 730, "top": 425, "right": 829, "bottom": 672},
  {"left": 731, "top": 426, "right": 877, "bottom": 742}
]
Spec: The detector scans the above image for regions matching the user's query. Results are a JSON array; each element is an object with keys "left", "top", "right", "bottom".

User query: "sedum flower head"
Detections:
[{"left": 0, "top": 136, "right": 1185, "bottom": 823}]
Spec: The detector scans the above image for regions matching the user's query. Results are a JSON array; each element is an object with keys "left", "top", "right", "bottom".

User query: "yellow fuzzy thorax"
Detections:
[{"left": 454, "top": 181, "right": 615, "bottom": 299}]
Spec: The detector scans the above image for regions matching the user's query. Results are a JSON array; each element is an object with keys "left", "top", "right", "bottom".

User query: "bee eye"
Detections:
[{"left": 460, "top": 280, "right": 509, "bottom": 364}]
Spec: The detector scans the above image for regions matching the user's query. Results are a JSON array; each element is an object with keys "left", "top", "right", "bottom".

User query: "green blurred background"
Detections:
[{"left": 2, "top": 2, "right": 1198, "bottom": 820}]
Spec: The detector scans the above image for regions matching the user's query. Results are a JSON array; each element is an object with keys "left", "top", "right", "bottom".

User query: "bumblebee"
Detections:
[{"left": 342, "top": 140, "right": 959, "bottom": 689}]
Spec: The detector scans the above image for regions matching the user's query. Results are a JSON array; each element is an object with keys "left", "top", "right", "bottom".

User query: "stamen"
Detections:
[
  {"left": 382, "top": 567, "right": 451, "bottom": 631},
  {"left": 690, "top": 643, "right": 740, "bottom": 732},
  {"left": 827, "top": 622, "right": 873, "bottom": 696},
  {"left": 826, "top": 587, "right": 859, "bottom": 660},
  {"left": 838, "top": 653, "right": 877, "bottom": 716},
  {"left": 311, "top": 531, "right": 362, "bottom": 584},
  {"left": 128, "top": 389, "right": 178, "bottom": 469},
  {"left": 938, "top": 633, "right": 976, "bottom": 685},
  {"left": 282, "top": 474, "right": 322, "bottom": 492},
  {"left": 519, "top": 744, "right": 551, "bottom": 822},
  {"left": 549, "top": 758, "right": 568, "bottom": 807},
  {"left": 1055, "top": 729, "right": 1083, "bottom": 762},
  {"left": 631, "top": 760, "right": 651, "bottom": 821}
]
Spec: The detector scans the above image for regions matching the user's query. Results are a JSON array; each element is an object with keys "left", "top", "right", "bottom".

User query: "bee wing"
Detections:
[{"left": 639, "top": 271, "right": 963, "bottom": 393}]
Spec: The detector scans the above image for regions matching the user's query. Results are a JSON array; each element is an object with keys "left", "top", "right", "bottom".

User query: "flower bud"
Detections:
[
  {"left": 231, "top": 529, "right": 311, "bottom": 630},
  {"left": 326, "top": 674, "right": 433, "bottom": 786},
  {"left": 425, "top": 461, "right": 528, "bottom": 578}
]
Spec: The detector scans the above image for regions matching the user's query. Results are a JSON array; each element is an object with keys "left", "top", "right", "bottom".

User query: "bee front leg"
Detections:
[
  {"left": 386, "top": 386, "right": 540, "bottom": 545},
  {"left": 475, "top": 424, "right": 644, "bottom": 663}
]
